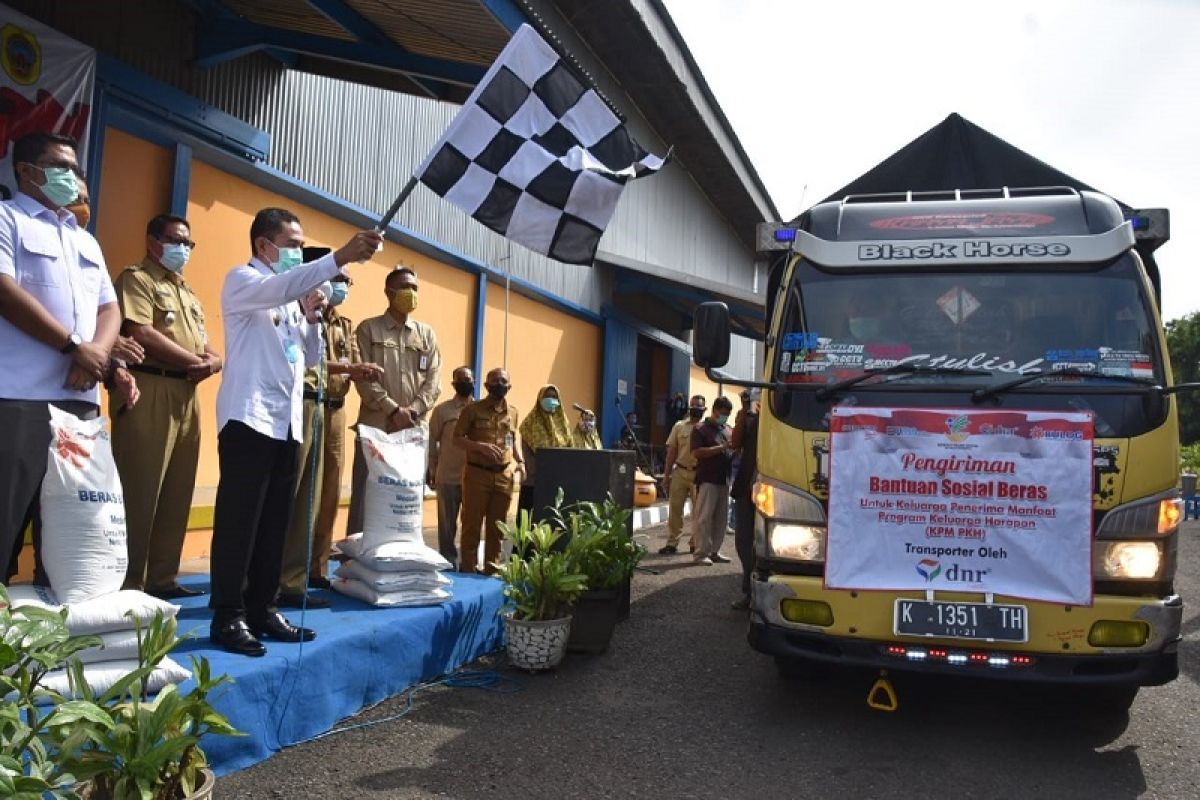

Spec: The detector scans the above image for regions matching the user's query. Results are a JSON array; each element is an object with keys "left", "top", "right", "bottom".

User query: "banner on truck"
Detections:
[{"left": 825, "top": 406, "right": 1093, "bottom": 605}]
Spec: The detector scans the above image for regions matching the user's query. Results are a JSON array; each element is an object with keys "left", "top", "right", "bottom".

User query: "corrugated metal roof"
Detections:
[
  {"left": 350, "top": 0, "right": 510, "bottom": 64},
  {"left": 221, "top": 0, "right": 357, "bottom": 41}
]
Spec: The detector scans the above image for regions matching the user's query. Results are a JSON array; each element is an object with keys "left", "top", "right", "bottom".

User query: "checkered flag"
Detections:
[{"left": 414, "top": 24, "right": 667, "bottom": 265}]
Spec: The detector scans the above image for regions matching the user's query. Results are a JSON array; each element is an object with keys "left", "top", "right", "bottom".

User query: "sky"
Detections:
[{"left": 661, "top": 0, "right": 1200, "bottom": 322}]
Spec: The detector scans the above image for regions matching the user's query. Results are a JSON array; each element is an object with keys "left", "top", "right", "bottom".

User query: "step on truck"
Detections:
[{"left": 694, "top": 187, "right": 1195, "bottom": 709}]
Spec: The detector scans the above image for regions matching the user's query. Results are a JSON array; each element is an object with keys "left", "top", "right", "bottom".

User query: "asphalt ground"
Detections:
[{"left": 221, "top": 521, "right": 1200, "bottom": 799}]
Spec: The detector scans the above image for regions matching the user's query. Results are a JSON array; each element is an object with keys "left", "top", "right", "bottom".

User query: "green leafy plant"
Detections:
[
  {"left": 558, "top": 497, "right": 644, "bottom": 590},
  {"left": 0, "top": 584, "right": 241, "bottom": 800},
  {"left": 493, "top": 510, "right": 588, "bottom": 620}
]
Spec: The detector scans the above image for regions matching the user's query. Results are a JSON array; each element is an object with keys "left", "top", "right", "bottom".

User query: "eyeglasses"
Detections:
[
  {"left": 33, "top": 159, "right": 84, "bottom": 178},
  {"left": 158, "top": 236, "right": 197, "bottom": 249}
]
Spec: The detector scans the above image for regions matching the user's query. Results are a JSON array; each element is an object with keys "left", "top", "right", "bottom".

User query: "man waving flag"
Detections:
[{"left": 413, "top": 24, "right": 668, "bottom": 265}]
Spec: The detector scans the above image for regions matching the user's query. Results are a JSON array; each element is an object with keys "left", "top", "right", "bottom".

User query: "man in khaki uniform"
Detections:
[
  {"left": 453, "top": 368, "right": 524, "bottom": 574},
  {"left": 427, "top": 366, "right": 475, "bottom": 565},
  {"left": 113, "top": 214, "right": 222, "bottom": 597},
  {"left": 279, "top": 278, "right": 382, "bottom": 606},
  {"left": 349, "top": 266, "right": 441, "bottom": 536},
  {"left": 658, "top": 394, "right": 707, "bottom": 555}
]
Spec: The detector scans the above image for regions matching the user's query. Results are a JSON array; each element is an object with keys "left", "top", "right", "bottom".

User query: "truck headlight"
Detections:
[
  {"left": 769, "top": 523, "right": 825, "bottom": 562},
  {"left": 1099, "top": 541, "right": 1162, "bottom": 579}
]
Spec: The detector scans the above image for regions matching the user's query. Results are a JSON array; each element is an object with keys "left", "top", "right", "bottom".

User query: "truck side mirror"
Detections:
[{"left": 693, "top": 302, "right": 731, "bottom": 369}]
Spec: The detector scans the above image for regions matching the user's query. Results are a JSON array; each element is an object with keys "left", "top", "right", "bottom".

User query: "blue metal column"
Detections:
[
  {"left": 472, "top": 272, "right": 487, "bottom": 399},
  {"left": 170, "top": 143, "right": 192, "bottom": 218},
  {"left": 84, "top": 85, "right": 110, "bottom": 234},
  {"left": 600, "top": 318, "right": 637, "bottom": 447}
]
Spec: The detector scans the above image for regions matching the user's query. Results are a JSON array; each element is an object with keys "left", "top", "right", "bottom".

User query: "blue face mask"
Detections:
[
  {"left": 716, "top": 414, "right": 729, "bottom": 426},
  {"left": 267, "top": 242, "right": 303, "bottom": 274},
  {"left": 541, "top": 397, "right": 561, "bottom": 413},
  {"left": 159, "top": 243, "right": 191, "bottom": 273},
  {"left": 36, "top": 166, "right": 79, "bottom": 207},
  {"left": 330, "top": 282, "right": 349, "bottom": 306}
]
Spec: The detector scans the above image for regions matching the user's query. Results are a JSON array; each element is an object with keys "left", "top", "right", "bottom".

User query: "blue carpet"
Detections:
[{"left": 169, "top": 572, "right": 505, "bottom": 776}]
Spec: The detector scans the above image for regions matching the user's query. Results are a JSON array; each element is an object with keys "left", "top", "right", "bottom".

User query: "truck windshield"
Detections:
[{"left": 772, "top": 253, "right": 1167, "bottom": 436}]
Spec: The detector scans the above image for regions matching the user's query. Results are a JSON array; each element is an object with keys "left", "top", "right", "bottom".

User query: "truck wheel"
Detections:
[{"left": 774, "top": 656, "right": 828, "bottom": 680}]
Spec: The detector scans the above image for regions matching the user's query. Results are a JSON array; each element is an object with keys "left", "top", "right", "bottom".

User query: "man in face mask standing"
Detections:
[
  {"left": 112, "top": 214, "right": 221, "bottom": 597},
  {"left": 453, "top": 368, "right": 524, "bottom": 574},
  {"left": 349, "top": 266, "right": 441, "bottom": 537},
  {"left": 690, "top": 395, "right": 735, "bottom": 566},
  {"left": 658, "top": 394, "right": 707, "bottom": 555},
  {"left": 426, "top": 365, "right": 475, "bottom": 566}
]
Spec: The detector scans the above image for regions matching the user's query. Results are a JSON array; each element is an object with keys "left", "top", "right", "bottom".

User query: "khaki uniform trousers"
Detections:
[
  {"left": 459, "top": 464, "right": 515, "bottom": 574},
  {"left": 112, "top": 373, "right": 200, "bottom": 592},
  {"left": 281, "top": 398, "right": 323, "bottom": 594},
  {"left": 666, "top": 467, "right": 697, "bottom": 548},
  {"left": 310, "top": 402, "right": 346, "bottom": 581}
]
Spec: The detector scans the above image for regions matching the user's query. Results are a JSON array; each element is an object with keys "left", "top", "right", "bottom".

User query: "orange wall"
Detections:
[
  {"left": 482, "top": 285, "right": 600, "bottom": 428},
  {"left": 94, "top": 128, "right": 173, "bottom": 275}
]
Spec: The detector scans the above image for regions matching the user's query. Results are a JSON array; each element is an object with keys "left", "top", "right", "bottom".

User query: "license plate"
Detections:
[{"left": 894, "top": 600, "right": 1028, "bottom": 643}]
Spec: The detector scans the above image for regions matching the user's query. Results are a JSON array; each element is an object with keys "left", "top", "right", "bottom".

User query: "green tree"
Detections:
[{"left": 1165, "top": 311, "right": 1200, "bottom": 444}]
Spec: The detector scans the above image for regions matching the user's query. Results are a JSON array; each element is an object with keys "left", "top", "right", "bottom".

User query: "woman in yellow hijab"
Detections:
[
  {"left": 518, "top": 384, "right": 573, "bottom": 517},
  {"left": 572, "top": 407, "right": 602, "bottom": 449}
]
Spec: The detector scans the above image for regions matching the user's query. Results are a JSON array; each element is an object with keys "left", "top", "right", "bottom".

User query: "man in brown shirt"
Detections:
[
  {"left": 453, "top": 367, "right": 524, "bottom": 574},
  {"left": 348, "top": 266, "right": 441, "bottom": 536},
  {"left": 427, "top": 366, "right": 474, "bottom": 565},
  {"left": 112, "top": 214, "right": 223, "bottom": 597}
]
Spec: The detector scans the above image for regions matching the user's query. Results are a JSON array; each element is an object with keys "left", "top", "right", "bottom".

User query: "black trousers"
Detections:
[
  {"left": 209, "top": 421, "right": 298, "bottom": 623},
  {"left": 0, "top": 399, "right": 97, "bottom": 584},
  {"left": 732, "top": 489, "right": 755, "bottom": 597}
]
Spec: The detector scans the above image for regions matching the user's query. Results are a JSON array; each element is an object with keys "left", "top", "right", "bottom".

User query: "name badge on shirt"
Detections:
[
  {"left": 284, "top": 339, "right": 301, "bottom": 364},
  {"left": 419, "top": 354, "right": 429, "bottom": 370},
  {"left": 505, "top": 432, "right": 514, "bottom": 450}
]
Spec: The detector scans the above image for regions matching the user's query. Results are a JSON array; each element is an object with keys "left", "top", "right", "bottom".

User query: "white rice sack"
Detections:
[
  {"left": 74, "top": 629, "right": 143, "bottom": 665},
  {"left": 337, "top": 534, "right": 452, "bottom": 573},
  {"left": 358, "top": 424, "right": 427, "bottom": 550},
  {"left": 335, "top": 559, "right": 452, "bottom": 591},
  {"left": 39, "top": 656, "right": 190, "bottom": 698},
  {"left": 6, "top": 586, "right": 180, "bottom": 636},
  {"left": 40, "top": 407, "right": 128, "bottom": 603},
  {"left": 331, "top": 577, "right": 451, "bottom": 608}
]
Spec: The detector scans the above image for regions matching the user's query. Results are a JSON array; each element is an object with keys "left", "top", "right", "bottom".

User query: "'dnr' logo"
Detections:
[
  {"left": 0, "top": 24, "right": 41, "bottom": 86},
  {"left": 944, "top": 415, "right": 970, "bottom": 444},
  {"left": 915, "top": 558, "right": 942, "bottom": 582}
]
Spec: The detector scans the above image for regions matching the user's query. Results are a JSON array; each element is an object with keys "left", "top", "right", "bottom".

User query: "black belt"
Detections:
[
  {"left": 303, "top": 391, "right": 345, "bottom": 409},
  {"left": 128, "top": 364, "right": 189, "bottom": 380},
  {"left": 468, "top": 462, "right": 510, "bottom": 473}
]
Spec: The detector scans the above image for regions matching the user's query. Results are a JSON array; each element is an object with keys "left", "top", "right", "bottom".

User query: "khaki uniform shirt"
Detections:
[
  {"left": 429, "top": 395, "right": 471, "bottom": 486},
  {"left": 353, "top": 313, "right": 441, "bottom": 430},
  {"left": 303, "top": 310, "right": 359, "bottom": 398},
  {"left": 454, "top": 397, "right": 519, "bottom": 471},
  {"left": 666, "top": 418, "right": 699, "bottom": 471},
  {"left": 114, "top": 256, "right": 207, "bottom": 368}
]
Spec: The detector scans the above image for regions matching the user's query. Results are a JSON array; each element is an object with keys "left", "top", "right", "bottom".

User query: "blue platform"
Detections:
[{"left": 169, "top": 572, "right": 506, "bottom": 776}]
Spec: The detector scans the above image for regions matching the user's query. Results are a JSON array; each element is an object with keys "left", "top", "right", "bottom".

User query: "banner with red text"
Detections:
[
  {"left": 825, "top": 406, "right": 1093, "bottom": 605},
  {"left": 0, "top": 4, "right": 94, "bottom": 201}
]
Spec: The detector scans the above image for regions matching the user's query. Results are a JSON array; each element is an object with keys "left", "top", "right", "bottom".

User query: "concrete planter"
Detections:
[{"left": 504, "top": 613, "right": 572, "bottom": 672}]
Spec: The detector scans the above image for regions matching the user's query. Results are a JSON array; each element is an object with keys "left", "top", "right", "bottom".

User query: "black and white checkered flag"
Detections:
[{"left": 414, "top": 24, "right": 667, "bottom": 266}]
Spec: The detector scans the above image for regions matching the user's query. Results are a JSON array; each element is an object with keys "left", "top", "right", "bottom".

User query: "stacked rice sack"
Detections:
[
  {"left": 5, "top": 408, "right": 191, "bottom": 697},
  {"left": 332, "top": 425, "right": 453, "bottom": 607}
]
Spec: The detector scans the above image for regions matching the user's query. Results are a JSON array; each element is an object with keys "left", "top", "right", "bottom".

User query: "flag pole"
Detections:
[{"left": 375, "top": 176, "right": 419, "bottom": 232}]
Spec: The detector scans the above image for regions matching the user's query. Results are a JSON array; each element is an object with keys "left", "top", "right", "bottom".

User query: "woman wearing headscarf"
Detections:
[
  {"left": 572, "top": 406, "right": 602, "bottom": 449},
  {"left": 518, "top": 384, "right": 573, "bottom": 518}
]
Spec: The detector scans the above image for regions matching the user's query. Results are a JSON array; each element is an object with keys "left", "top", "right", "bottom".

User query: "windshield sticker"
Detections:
[
  {"left": 782, "top": 331, "right": 820, "bottom": 351},
  {"left": 937, "top": 286, "right": 981, "bottom": 324},
  {"left": 869, "top": 213, "right": 1056, "bottom": 231},
  {"left": 1098, "top": 348, "right": 1154, "bottom": 378}
]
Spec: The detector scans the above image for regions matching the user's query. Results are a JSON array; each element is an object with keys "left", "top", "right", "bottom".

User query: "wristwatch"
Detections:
[{"left": 60, "top": 332, "right": 82, "bottom": 354}]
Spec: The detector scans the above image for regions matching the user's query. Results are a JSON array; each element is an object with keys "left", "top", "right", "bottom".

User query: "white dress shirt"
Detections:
[
  {"left": 216, "top": 254, "right": 341, "bottom": 442},
  {"left": 0, "top": 192, "right": 116, "bottom": 405}
]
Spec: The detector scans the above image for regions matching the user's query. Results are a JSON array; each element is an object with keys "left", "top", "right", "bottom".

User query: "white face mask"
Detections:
[{"left": 159, "top": 243, "right": 191, "bottom": 273}]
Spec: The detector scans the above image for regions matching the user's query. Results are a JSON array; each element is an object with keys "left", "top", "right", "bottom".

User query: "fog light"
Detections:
[
  {"left": 770, "top": 524, "right": 825, "bottom": 561},
  {"left": 780, "top": 599, "right": 833, "bottom": 626},
  {"left": 1088, "top": 620, "right": 1150, "bottom": 647},
  {"left": 1102, "top": 541, "right": 1161, "bottom": 579}
]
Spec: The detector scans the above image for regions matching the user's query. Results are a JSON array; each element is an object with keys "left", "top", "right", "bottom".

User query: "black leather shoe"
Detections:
[
  {"left": 148, "top": 584, "right": 205, "bottom": 600},
  {"left": 210, "top": 619, "right": 266, "bottom": 657},
  {"left": 277, "top": 592, "right": 330, "bottom": 609},
  {"left": 307, "top": 575, "right": 332, "bottom": 591},
  {"left": 248, "top": 611, "right": 316, "bottom": 643}
]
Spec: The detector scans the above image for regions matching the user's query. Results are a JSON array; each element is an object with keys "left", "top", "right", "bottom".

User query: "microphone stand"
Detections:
[{"left": 613, "top": 398, "right": 661, "bottom": 576}]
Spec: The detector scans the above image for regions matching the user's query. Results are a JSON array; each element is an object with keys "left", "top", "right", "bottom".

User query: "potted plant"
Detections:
[
  {"left": 493, "top": 511, "right": 588, "bottom": 672},
  {"left": 560, "top": 498, "right": 642, "bottom": 654},
  {"left": 0, "top": 585, "right": 241, "bottom": 800}
]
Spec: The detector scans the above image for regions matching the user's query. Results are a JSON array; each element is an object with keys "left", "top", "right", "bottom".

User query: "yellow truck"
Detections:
[{"left": 694, "top": 187, "right": 1190, "bottom": 709}]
